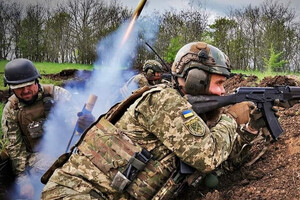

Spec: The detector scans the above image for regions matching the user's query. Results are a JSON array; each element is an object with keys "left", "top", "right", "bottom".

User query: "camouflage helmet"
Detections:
[
  {"left": 142, "top": 60, "right": 163, "bottom": 74},
  {"left": 4, "top": 58, "right": 41, "bottom": 88},
  {"left": 171, "top": 42, "right": 231, "bottom": 78}
]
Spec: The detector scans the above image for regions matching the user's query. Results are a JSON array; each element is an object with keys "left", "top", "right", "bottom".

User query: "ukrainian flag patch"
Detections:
[{"left": 182, "top": 110, "right": 194, "bottom": 119}]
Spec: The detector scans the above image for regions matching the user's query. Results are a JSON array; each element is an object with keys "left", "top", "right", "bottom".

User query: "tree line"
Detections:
[{"left": 0, "top": 0, "right": 299, "bottom": 72}]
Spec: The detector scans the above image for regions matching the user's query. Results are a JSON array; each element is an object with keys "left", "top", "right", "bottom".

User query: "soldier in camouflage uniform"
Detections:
[
  {"left": 135, "top": 60, "right": 164, "bottom": 88},
  {"left": 41, "top": 42, "right": 267, "bottom": 200},
  {"left": 1, "top": 58, "right": 94, "bottom": 199},
  {"left": 120, "top": 60, "right": 166, "bottom": 98}
]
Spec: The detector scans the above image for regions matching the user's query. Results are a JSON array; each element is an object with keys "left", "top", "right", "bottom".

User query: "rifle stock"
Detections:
[{"left": 187, "top": 86, "right": 300, "bottom": 139}]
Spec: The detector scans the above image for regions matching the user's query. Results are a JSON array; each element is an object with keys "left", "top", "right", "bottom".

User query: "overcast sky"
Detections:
[
  {"left": 13, "top": 0, "right": 299, "bottom": 22},
  {"left": 117, "top": 0, "right": 299, "bottom": 19}
]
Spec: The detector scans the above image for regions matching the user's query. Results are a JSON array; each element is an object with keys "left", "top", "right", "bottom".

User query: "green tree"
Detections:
[
  {"left": 19, "top": 4, "right": 46, "bottom": 61},
  {"left": 165, "top": 36, "right": 184, "bottom": 63},
  {"left": 44, "top": 11, "right": 72, "bottom": 63},
  {"left": 263, "top": 44, "right": 288, "bottom": 73}
]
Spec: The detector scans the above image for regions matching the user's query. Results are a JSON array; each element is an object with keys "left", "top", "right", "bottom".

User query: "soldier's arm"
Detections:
[
  {"left": 133, "top": 74, "right": 149, "bottom": 88},
  {"left": 134, "top": 88, "right": 239, "bottom": 173},
  {"left": 1, "top": 102, "right": 29, "bottom": 175}
]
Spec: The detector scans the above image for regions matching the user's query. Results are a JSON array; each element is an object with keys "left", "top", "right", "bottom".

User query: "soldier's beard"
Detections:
[{"left": 18, "top": 93, "right": 38, "bottom": 105}]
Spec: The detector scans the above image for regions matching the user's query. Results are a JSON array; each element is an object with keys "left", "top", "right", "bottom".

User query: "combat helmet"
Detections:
[
  {"left": 142, "top": 60, "right": 163, "bottom": 75},
  {"left": 171, "top": 42, "right": 231, "bottom": 95},
  {"left": 4, "top": 58, "right": 41, "bottom": 89}
]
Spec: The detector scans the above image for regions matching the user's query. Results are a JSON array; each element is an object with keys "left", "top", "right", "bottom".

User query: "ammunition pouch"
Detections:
[{"left": 27, "top": 120, "right": 44, "bottom": 139}]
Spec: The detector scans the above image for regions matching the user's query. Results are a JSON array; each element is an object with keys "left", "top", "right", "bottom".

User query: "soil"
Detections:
[{"left": 0, "top": 71, "right": 299, "bottom": 200}]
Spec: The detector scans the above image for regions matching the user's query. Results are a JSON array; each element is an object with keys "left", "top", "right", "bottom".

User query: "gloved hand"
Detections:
[
  {"left": 274, "top": 99, "right": 300, "bottom": 108},
  {"left": 248, "top": 106, "right": 279, "bottom": 131},
  {"left": 77, "top": 112, "right": 95, "bottom": 132},
  {"left": 226, "top": 101, "right": 255, "bottom": 125}
]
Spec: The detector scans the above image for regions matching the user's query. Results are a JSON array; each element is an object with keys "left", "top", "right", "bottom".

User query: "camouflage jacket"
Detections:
[
  {"left": 133, "top": 73, "right": 149, "bottom": 88},
  {"left": 41, "top": 84, "right": 258, "bottom": 200},
  {"left": 1, "top": 84, "right": 71, "bottom": 178}
]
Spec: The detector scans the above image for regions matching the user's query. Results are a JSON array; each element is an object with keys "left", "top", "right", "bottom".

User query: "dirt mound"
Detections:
[
  {"left": 43, "top": 69, "right": 92, "bottom": 81},
  {"left": 224, "top": 73, "right": 259, "bottom": 93},
  {"left": 259, "top": 75, "right": 299, "bottom": 87}
]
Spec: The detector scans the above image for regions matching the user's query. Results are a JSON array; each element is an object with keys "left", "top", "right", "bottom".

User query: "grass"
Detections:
[{"left": 0, "top": 60, "right": 93, "bottom": 90}]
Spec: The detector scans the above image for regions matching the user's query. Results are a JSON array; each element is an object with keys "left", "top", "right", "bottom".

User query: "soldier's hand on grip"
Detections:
[
  {"left": 248, "top": 106, "right": 279, "bottom": 131},
  {"left": 77, "top": 112, "right": 95, "bottom": 131},
  {"left": 226, "top": 101, "right": 255, "bottom": 125}
]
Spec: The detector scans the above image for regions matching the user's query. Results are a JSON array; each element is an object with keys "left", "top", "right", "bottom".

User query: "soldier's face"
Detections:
[
  {"left": 208, "top": 74, "right": 226, "bottom": 96},
  {"left": 153, "top": 72, "right": 162, "bottom": 80},
  {"left": 13, "top": 83, "right": 39, "bottom": 101}
]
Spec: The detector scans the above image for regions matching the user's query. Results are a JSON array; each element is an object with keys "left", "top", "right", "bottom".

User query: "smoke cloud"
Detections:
[{"left": 7, "top": 15, "right": 160, "bottom": 199}]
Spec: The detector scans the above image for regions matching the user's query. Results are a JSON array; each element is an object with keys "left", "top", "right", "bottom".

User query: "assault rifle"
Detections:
[{"left": 187, "top": 86, "right": 300, "bottom": 140}]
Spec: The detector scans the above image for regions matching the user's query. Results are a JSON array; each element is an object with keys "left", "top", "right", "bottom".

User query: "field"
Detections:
[{"left": 0, "top": 61, "right": 299, "bottom": 199}]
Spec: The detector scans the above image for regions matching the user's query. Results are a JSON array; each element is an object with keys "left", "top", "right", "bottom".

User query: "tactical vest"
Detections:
[
  {"left": 8, "top": 84, "right": 54, "bottom": 152},
  {"left": 76, "top": 86, "right": 187, "bottom": 200}
]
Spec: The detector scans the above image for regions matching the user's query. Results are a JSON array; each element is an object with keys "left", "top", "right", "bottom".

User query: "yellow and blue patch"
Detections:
[{"left": 182, "top": 109, "right": 194, "bottom": 119}]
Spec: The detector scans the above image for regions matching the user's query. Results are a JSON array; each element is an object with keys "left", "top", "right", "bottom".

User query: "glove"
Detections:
[
  {"left": 226, "top": 101, "right": 255, "bottom": 125},
  {"left": 274, "top": 99, "right": 300, "bottom": 108},
  {"left": 248, "top": 106, "right": 279, "bottom": 131},
  {"left": 77, "top": 112, "right": 95, "bottom": 132}
]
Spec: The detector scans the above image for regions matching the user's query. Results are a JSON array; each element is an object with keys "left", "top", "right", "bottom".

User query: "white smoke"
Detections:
[{"left": 7, "top": 15, "right": 160, "bottom": 200}]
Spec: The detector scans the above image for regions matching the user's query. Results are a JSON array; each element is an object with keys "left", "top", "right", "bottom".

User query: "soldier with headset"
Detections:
[
  {"left": 41, "top": 42, "right": 270, "bottom": 199},
  {"left": 120, "top": 60, "right": 167, "bottom": 98}
]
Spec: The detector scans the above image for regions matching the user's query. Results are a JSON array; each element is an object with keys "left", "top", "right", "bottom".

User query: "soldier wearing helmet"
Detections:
[
  {"left": 1, "top": 58, "right": 94, "bottom": 199},
  {"left": 134, "top": 59, "right": 164, "bottom": 87},
  {"left": 120, "top": 60, "right": 165, "bottom": 98},
  {"left": 41, "top": 43, "right": 267, "bottom": 199}
]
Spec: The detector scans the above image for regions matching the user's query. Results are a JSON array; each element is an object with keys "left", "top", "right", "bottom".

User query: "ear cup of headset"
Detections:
[{"left": 184, "top": 69, "right": 208, "bottom": 95}]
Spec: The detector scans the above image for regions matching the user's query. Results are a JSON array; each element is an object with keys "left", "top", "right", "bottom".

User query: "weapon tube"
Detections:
[
  {"left": 133, "top": 0, "right": 147, "bottom": 18},
  {"left": 65, "top": 94, "right": 98, "bottom": 152},
  {"left": 75, "top": 94, "right": 98, "bottom": 134}
]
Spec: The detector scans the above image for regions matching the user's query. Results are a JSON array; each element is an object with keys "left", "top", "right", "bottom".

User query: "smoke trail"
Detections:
[{"left": 6, "top": 15, "right": 160, "bottom": 200}]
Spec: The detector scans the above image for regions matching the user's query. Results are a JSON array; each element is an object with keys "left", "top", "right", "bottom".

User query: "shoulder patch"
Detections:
[
  {"left": 184, "top": 117, "right": 205, "bottom": 137},
  {"left": 182, "top": 109, "right": 194, "bottom": 119}
]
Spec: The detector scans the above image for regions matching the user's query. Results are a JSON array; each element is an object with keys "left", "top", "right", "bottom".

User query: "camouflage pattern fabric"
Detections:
[
  {"left": 1, "top": 85, "right": 70, "bottom": 179},
  {"left": 115, "top": 85, "right": 238, "bottom": 172},
  {"left": 41, "top": 84, "right": 260, "bottom": 199},
  {"left": 133, "top": 74, "right": 149, "bottom": 88}
]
